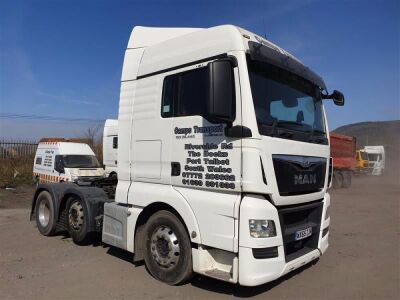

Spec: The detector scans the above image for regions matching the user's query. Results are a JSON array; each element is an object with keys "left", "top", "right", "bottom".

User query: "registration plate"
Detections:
[{"left": 295, "top": 227, "right": 312, "bottom": 241}]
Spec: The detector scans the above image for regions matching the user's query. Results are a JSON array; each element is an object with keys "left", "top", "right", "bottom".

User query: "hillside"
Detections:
[{"left": 334, "top": 120, "right": 400, "bottom": 175}]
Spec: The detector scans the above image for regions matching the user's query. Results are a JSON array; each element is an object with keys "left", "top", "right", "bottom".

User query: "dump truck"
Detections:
[
  {"left": 329, "top": 133, "right": 357, "bottom": 188},
  {"left": 30, "top": 25, "right": 345, "bottom": 286}
]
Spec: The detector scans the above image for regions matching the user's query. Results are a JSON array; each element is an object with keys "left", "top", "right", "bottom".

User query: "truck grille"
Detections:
[
  {"left": 272, "top": 155, "right": 326, "bottom": 196},
  {"left": 278, "top": 200, "right": 323, "bottom": 262}
]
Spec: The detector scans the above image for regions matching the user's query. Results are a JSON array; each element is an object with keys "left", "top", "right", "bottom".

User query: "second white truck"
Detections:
[
  {"left": 103, "top": 119, "right": 118, "bottom": 177},
  {"left": 30, "top": 25, "right": 345, "bottom": 286},
  {"left": 364, "top": 145, "right": 385, "bottom": 175}
]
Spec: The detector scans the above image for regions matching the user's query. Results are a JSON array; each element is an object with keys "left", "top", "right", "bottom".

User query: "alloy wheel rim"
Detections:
[
  {"left": 38, "top": 200, "right": 50, "bottom": 227},
  {"left": 150, "top": 226, "right": 180, "bottom": 269},
  {"left": 68, "top": 201, "right": 84, "bottom": 231}
]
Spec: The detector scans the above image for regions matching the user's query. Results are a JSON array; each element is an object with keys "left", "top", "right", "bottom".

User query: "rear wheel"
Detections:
[
  {"left": 35, "top": 191, "right": 57, "bottom": 236},
  {"left": 333, "top": 172, "right": 343, "bottom": 189},
  {"left": 144, "top": 210, "right": 193, "bottom": 285},
  {"left": 67, "top": 197, "right": 92, "bottom": 244},
  {"left": 342, "top": 171, "right": 352, "bottom": 188}
]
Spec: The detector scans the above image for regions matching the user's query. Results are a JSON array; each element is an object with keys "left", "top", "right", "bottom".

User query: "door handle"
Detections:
[{"left": 171, "top": 162, "right": 181, "bottom": 176}]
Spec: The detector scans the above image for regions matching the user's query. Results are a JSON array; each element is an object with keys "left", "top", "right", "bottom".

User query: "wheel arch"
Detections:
[{"left": 133, "top": 199, "right": 200, "bottom": 263}]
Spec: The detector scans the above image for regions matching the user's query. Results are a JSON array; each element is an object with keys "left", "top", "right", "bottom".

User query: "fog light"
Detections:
[{"left": 249, "top": 219, "right": 276, "bottom": 238}]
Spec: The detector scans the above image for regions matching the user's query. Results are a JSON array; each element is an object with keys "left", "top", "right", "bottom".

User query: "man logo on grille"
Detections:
[{"left": 294, "top": 174, "right": 317, "bottom": 185}]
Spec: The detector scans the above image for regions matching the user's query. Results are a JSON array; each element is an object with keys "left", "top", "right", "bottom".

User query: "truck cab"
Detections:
[
  {"left": 364, "top": 146, "right": 385, "bottom": 175},
  {"left": 103, "top": 119, "right": 119, "bottom": 177}
]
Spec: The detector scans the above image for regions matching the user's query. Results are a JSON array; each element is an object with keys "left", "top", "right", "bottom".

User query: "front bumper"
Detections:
[{"left": 238, "top": 193, "right": 330, "bottom": 286}]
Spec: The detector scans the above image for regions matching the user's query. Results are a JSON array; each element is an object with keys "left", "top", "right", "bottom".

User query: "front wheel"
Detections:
[
  {"left": 66, "top": 197, "right": 92, "bottom": 245},
  {"left": 144, "top": 210, "right": 193, "bottom": 285}
]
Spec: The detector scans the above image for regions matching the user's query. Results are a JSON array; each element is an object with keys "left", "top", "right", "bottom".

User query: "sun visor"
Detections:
[{"left": 248, "top": 41, "right": 327, "bottom": 91}]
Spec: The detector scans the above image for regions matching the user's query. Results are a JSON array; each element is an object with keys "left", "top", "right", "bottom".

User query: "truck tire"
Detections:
[
  {"left": 342, "top": 171, "right": 352, "bottom": 188},
  {"left": 333, "top": 172, "right": 343, "bottom": 189},
  {"left": 35, "top": 191, "right": 57, "bottom": 236},
  {"left": 66, "top": 197, "right": 92, "bottom": 245},
  {"left": 143, "top": 210, "right": 193, "bottom": 285}
]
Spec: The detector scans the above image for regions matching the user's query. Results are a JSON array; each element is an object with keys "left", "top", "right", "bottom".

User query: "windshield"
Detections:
[
  {"left": 367, "top": 153, "right": 380, "bottom": 162},
  {"left": 61, "top": 155, "right": 101, "bottom": 168},
  {"left": 247, "top": 56, "right": 327, "bottom": 144}
]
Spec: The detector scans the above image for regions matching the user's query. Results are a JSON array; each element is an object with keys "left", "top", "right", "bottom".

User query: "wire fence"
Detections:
[{"left": 0, "top": 139, "right": 38, "bottom": 159}]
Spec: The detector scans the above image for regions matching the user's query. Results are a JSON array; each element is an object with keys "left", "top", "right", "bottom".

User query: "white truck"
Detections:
[
  {"left": 103, "top": 119, "right": 118, "bottom": 177},
  {"left": 33, "top": 140, "right": 105, "bottom": 183},
  {"left": 364, "top": 145, "right": 385, "bottom": 175},
  {"left": 30, "top": 25, "right": 344, "bottom": 286}
]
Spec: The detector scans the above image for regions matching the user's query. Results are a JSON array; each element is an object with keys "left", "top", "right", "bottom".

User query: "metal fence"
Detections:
[{"left": 0, "top": 140, "right": 38, "bottom": 159}]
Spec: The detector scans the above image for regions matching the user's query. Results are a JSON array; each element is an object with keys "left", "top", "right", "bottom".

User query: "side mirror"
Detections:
[
  {"left": 206, "top": 59, "right": 236, "bottom": 124},
  {"left": 322, "top": 90, "right": 345, "bottom": 106},
  {"left": 54, "top": 156, "right": 65, "bottom": 174},
  {"left": 332, "top": 90, "right": 345, "bottom": 106}
]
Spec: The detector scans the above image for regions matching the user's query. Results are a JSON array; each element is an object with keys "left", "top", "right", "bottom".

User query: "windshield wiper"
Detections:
[{"left": 268, "top": 120, "right": 294, "bottom": 138}]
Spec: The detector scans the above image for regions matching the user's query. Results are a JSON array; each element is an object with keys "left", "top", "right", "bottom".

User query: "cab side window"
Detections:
[
  {"left": 161, "top": 67, "right": 208, "bottom": 118},
  {"left": 161, "top": 75, "right": 176, "bottom": 118},
  {"left": 112, "top": 136, "right": 118, "bottom": 149}
]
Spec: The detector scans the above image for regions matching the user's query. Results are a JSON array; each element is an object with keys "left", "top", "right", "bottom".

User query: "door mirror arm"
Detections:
[{"left": 322, "top": 89, "right": 345, "bottom": 106}]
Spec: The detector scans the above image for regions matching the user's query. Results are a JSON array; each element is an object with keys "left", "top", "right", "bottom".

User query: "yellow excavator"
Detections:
[{"left": 356, "top": 149, "right": 369, "bottom": 173}]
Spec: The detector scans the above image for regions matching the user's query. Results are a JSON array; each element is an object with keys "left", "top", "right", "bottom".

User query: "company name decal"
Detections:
[
  {"left": 182, "top": 141, "right": 235, "bottom": 190},
  {"left": 174, "top": 124, "right": 236, "bottom": 190},
  {"left": 174, "top": 125, "right": 223, "bottom": 139}
]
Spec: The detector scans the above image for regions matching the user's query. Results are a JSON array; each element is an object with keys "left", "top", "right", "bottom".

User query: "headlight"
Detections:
[
  {"left": 325, "top": 205, "right": 330, "bottom": 220},
  {"left": 249, "top": 219, "right": 276, "bottom": 238}
]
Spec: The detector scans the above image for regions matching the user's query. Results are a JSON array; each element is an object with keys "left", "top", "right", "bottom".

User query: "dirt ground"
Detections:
[{"left": 0, "top": 176, "right": 399, "bottom": 300}]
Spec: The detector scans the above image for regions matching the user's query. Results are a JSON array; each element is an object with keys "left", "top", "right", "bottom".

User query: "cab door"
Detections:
[{"left": 164, "top": 58, "right": 242, "bottom": 251}]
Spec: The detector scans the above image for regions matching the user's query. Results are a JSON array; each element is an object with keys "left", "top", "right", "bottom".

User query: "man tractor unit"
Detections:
[{"left": 30, "top": 25, "right": 344, "bottom": 286}]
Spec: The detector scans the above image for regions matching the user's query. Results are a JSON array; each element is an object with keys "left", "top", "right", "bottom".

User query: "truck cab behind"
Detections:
[
  {"left": 364, "top": 146, "right": 385, "bottom": 175},
  {"left": 103, "top": 119, "right": 118, "bottom": 177}
]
